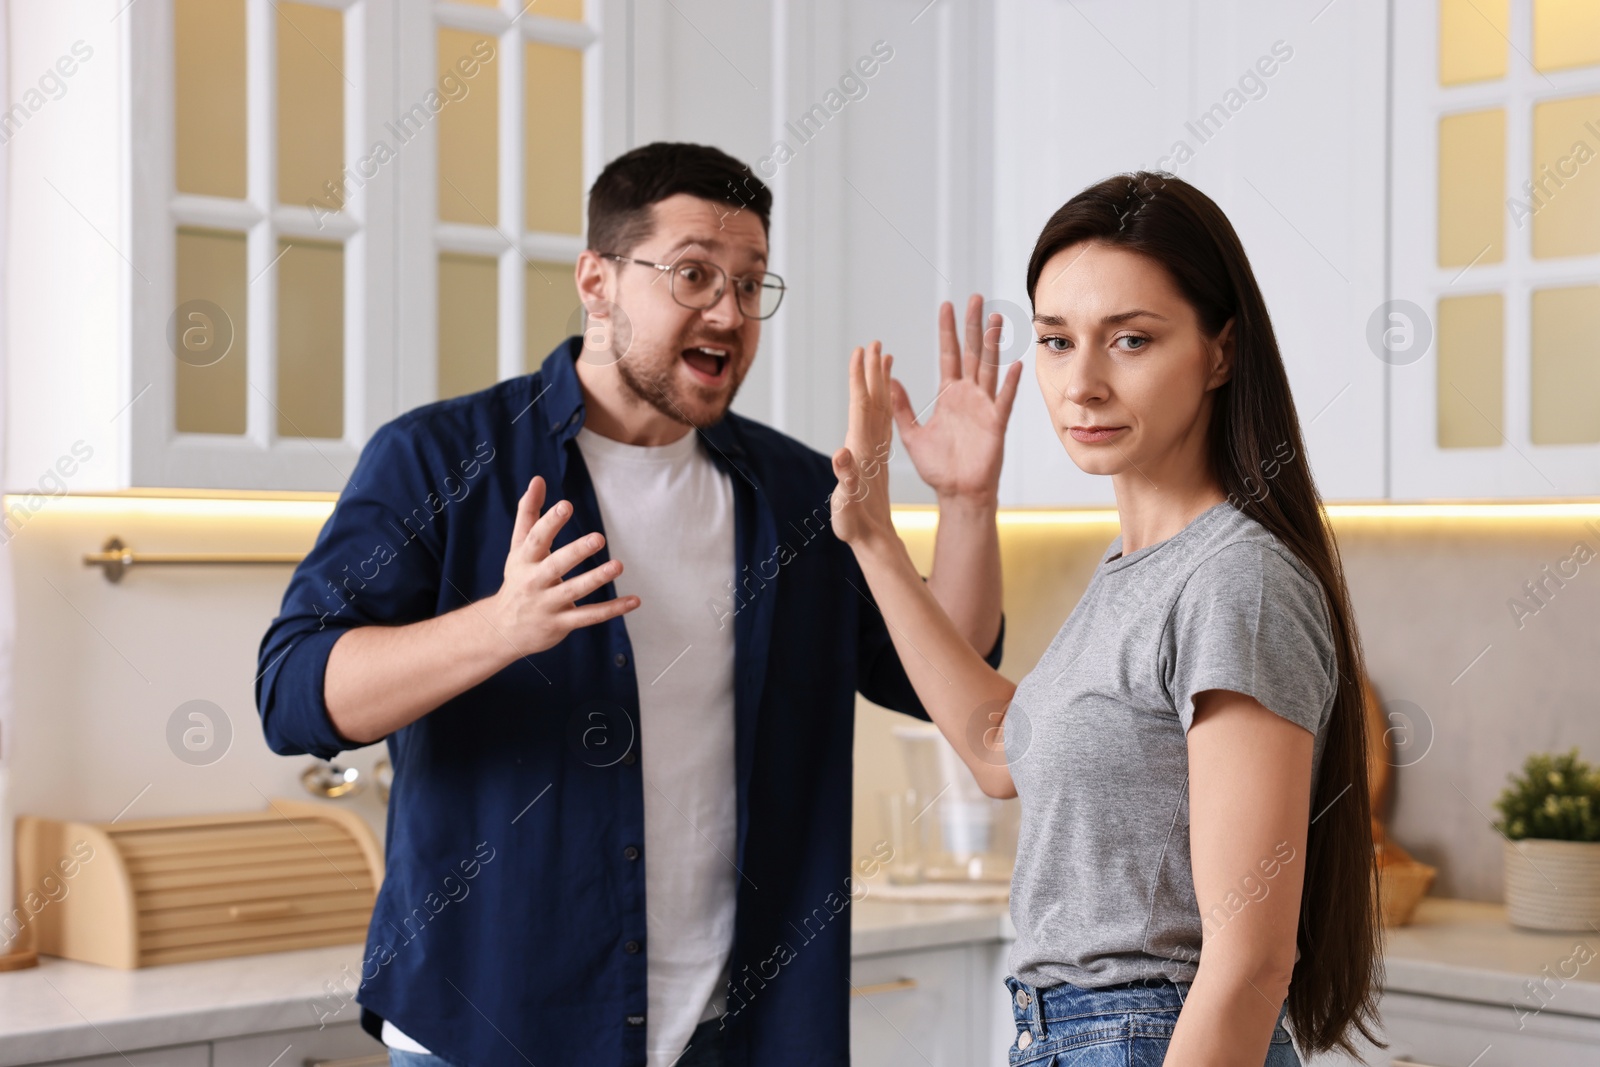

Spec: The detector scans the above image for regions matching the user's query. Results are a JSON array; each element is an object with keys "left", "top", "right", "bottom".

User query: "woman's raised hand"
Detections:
[
  {"left": 831, "top": 341, "right": 898, "bottom": 549},
  {"left": 892, "top": 294, "right": 1024, "bottom": 504}
]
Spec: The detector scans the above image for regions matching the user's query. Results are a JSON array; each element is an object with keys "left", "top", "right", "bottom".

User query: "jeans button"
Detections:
[
  {"left": 1015, "top": 989, "right": 1030, "bottom": 1009},
  {"left": 1017, "top": 1030, "right": 1032, "bottom": 1050}
]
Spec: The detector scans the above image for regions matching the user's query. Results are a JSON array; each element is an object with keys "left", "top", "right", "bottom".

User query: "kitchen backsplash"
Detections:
[{"left": 5, "top": 499, "right": 1597, "bottom": 907}]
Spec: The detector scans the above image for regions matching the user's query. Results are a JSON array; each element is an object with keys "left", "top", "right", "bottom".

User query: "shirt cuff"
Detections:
[{"left": 260, "top": 626, "right": 362, "bottom": 759}]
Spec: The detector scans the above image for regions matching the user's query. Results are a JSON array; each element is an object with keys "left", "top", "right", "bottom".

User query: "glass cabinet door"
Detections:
[
  {"left": 130, "top": 0, "right": 397, "bottom": 491},
  {"left": 1391, "top": 0, "right": 1600, "bottom": 498},
  {"left": 405, "top": 0, "right": 592, "bottom": 410}
]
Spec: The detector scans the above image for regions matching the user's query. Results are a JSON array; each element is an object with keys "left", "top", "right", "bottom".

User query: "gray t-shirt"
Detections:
[{"left": 1004, "top": 499, "right": 1337, "bottom": 989}]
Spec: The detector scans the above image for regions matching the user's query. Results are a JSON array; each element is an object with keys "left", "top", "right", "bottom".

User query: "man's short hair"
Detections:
[{"left": 586, "top": 142, "right": 772, "bottom": 256}]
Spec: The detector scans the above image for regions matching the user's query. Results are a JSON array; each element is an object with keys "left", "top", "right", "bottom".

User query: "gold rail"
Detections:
[{"left": 83, "top": 537, "right": 304, "bottom": 583}]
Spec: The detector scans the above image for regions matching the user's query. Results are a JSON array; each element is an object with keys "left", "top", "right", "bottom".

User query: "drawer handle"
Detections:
[
  {"left": 305, "top": 1057, "right": 389, "bottom": 1067},
  {"left": 852, "top": 977, "right": 918, "bottom": 997},
  {"left": 229, "top": 900, "right": 294, "bottom": 920}
]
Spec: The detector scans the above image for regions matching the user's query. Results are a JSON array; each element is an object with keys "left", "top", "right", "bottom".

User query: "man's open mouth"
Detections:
[{"left": 681, "top": 345, "right": 731, "bottom": 383}]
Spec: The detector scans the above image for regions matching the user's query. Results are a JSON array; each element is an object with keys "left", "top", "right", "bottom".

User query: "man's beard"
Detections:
[{"left": 614, "top": 346, "right": 745, "bottom": 429}]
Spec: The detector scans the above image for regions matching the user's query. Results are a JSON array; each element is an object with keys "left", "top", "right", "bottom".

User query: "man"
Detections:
[{"left": 256, "top": 141, "right": 1013, "bottom": 1066}]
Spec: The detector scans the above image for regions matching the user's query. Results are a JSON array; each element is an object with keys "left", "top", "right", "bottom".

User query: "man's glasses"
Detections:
[{"left": 598, "top": 252, "right": 786, "bottom": 320}]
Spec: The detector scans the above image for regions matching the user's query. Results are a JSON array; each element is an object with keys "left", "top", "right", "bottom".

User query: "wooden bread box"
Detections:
[{"left": 14, "top": 799, "right": 383, "bottom": 968}]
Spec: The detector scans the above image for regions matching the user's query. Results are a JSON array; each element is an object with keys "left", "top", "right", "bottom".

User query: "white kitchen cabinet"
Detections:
[
  {"left": 991, "top": 0, "right": 1388, "bottom": 507},
  {"left": 990, "top": 0, "right": 1194, "bottom": 508},
  {"left": 211, "top": 1020, "right": 387, "bottom": 1067},
  {"left": 1183, "top": 0, "right": 1389, "bottom": 504},
  {"left": 5, "top": 0, "right": 626, "bottom": 494},
  {"left": 15, "top": 1021, "right": 384, "bottom": 1067},
  {"left": 1390, "top": 0, "right": 1600, "bottom": 499},
  {"left": 640, "top": 0, "right": 1003, "bottom": 504},
  {"left": 1304, "top": 988, "right": 1600, "bottom": 1067},
  {"left": 25, "top": 1048, "right": 211, "bottom": 1067},
  {"left": 850, "top": 943, "right": 982, "bottom": 1066}
]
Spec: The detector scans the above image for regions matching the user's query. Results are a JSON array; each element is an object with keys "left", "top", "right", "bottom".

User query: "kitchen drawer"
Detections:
[
  {"left": 1304, "top": 989, "right": 1600, "bottom": 1067},
  {"left": 851, "top": 945, "right": 976, "bottom": 1066},
  {"left": 1380, "top": 989, "right": 1600, "bottom": 1067},
  {"left": 213, "top": 1021, "right": 386, "bottom": 1067},
  {"left": 22, "top": 1045, "right": 210, "bottom": 1067}
]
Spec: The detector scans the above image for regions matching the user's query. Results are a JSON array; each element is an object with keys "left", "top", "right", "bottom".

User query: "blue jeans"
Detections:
[
  {"left": 386, "top": 1016, "right": 726, "bottom": 1067},
  {"left": 1004, "top": 974, "right": 1302, "bottom": 1066}
]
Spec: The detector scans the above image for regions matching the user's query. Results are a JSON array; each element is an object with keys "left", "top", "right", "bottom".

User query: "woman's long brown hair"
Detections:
[{"left": 1024, "top": 171, "right": 1385, "bottom": 1058}]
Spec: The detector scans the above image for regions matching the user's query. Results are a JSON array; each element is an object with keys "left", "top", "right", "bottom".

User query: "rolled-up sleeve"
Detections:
[{"left": 255, "top": 418, "right": 446, "bottom": 758}]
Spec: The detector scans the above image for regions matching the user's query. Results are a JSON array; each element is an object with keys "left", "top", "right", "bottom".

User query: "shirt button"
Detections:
[
  {"left": 614, "top": 652, "right": 628, "bottom": 668},
  {"left": 622, "top": 750, "right": 637, "bottom": 766},
  {"left": 624, "top": 940, "right": 641, "bottom": 954},
  {"left": 624, "top": 845, "right": 640, "bottom": 860}
]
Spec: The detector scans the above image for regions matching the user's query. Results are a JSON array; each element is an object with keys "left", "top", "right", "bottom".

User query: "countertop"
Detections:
[{"left": 0, "top": 896, "right": 1594, "bottom": 1064}]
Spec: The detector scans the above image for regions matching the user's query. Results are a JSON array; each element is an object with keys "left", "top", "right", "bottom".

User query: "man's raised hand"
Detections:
[{"left": 489, "top": 476, "right": 639, "bottom": 655}]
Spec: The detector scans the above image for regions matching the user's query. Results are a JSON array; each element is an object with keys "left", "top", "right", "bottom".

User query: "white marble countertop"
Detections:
[
  {"left": 850, "top": 897, "right": 1014, "bottom": 956},
  {"left": 0, "top": 943, "right": 363, "bottom": 1066},
  {"left": 0, "top": 896, "right": 1594, "bottom": 1064},
  {"left": 1380, "top": 896, "right": 1600, "bottom": 1018}
]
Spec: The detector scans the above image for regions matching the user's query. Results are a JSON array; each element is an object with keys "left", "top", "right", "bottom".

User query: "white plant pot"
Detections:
[{"left": 1503, "top": 837, "right": 1600, "bottom": 931}]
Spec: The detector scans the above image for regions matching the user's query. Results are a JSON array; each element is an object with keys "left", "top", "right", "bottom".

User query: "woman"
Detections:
[{"left": 830, "top": 172, "right": 1384, "bottom": 1064}]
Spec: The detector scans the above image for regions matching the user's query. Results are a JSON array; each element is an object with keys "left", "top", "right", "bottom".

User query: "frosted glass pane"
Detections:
[
  {"left": 524, "top": 42, "right": 584, "bottom": 235},
  {"left": 437, "top": 29, "right": 499, "bottom": 224},
  {"left": 1436, "top": 293, "right": 1504, "bottom": 449},
  {"left": 1530, "top": 286, "right": 1600, "bottom": 445},
  {"left": 1438, "top": 109, "right": 1505, "bottom": 268},
  {"left": 1534, "top": 0, "right": 1600, "bottom": 71},
  {"left": 174, "top": 0, "right": 246, "bottom": 198},
  {"left": 276, "top": 3, "right": 344, "bottom": 208},
  {"left": 1440, "top": 0, "right": 1509, "bottom": 84},
  {"left": 276, "top": 238, "right": 344, "bottom": 439},
  {"left": 439, "top": 254, "right": 499, "bottom": 400},
  {"left": 540, "top": 0, "right": 586, "bottom": 18},
  {"left": 174, "top": 228, "right": 247, "bottom": 435},
  {"left": 1530, "top": 95, "right": 1600, "bottom": 259}
]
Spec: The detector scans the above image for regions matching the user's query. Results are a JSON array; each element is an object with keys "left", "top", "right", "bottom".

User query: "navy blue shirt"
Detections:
[{"left": 256, "top": 337, "right": 1004, "bottom": 1066}]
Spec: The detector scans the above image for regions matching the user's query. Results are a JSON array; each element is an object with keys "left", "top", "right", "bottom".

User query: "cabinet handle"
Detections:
[
  {"left": 852, "top": 977, "right": 918, "bottom": 997},
  {"left": 305, "top": 1056, "right": 389, "bottom": 1067}
]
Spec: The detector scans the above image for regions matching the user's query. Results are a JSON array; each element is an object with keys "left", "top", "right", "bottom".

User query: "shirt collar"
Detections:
[{"left": 539, "top": 335, "right": 588, "bottom": 444}]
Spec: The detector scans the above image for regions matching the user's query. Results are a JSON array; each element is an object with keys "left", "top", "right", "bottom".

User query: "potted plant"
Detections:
[{"left": 1493, "top": 747, "right": 1600, "bottom": 930}]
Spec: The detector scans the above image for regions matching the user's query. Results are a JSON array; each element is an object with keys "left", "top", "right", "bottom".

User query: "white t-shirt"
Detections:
[{"left": 384, "top": 426, "right": 738, "bottom": 1062}]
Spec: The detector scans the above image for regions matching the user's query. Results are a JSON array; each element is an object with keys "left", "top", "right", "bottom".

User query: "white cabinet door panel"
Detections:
[{"left": 851, "top": 944, "right": 976, "bottom": 1066}]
